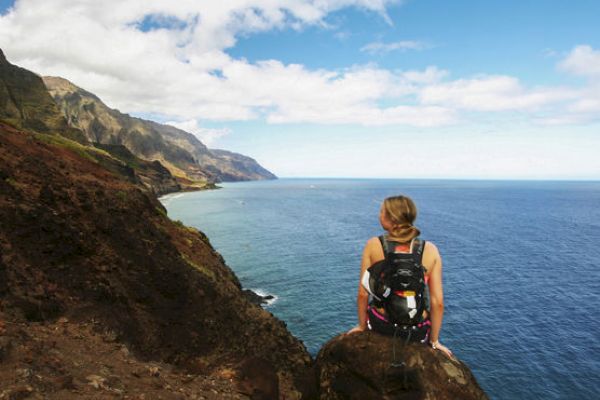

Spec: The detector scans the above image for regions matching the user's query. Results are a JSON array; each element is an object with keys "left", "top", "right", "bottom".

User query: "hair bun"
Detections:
[
  {"left": 390, "top": 224, "right": 420, "bottom": 242},
  {"left": 383, "top": 195, "right": 420, "bottom": 242}
]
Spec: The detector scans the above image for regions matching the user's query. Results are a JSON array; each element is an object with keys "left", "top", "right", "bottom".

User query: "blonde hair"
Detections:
[{"left": 382, "top": 195, "right": 420, "bottom": 242}]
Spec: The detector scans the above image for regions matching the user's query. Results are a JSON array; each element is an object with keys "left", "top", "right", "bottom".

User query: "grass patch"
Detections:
[
  {"left": 181, "top": 254, "right": 215, "bottom": 279},
  {"left": 116, "top": 190, "right": 127, "bottom": 201},
  {"left": 35, "top": 132, "right": 111, "bottom": 163},
  {"left": 5, "top": 177, "right": 19, "bottom": 189},
  {"left": 93, "top": 144, "right": 144, "bottom": 170},
  {"left": 172, "top": 219, "right": 199, "bottom": 235}
]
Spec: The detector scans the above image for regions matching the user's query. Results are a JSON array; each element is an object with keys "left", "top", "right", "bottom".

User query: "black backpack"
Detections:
[{"left": 364, "top": 236, "right": 426, "bottom": 326}]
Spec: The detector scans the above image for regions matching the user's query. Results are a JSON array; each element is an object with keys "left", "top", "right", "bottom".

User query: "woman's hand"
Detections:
[
  {"left": 346, "top": 325, "right": 366, "bottom": 335},
  {"left": 430, "top": 340, "right": 454, "bottom": 359}
]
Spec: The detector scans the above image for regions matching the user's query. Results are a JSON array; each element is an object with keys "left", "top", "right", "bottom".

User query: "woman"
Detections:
[{"left": 347, "top": 195, "right": 453, "bottom": 358}]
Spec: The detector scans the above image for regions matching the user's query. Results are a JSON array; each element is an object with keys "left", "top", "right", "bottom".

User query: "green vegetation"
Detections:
[
  {"left": 181, "top": 254, "right": 215, "bottom": 280},
  {"left": 0, "top": 62, "right": 71, "bottom": 136},
  {"left": 116, "top": 190, "right": 128, "bottom": 201},
  {"left": 35, "top": 132, "right": 111, "bottom": 163},
  {"left": 173, "top": 219, "right": 199, "bottom": 235},
  {"left": 5, "top": 177, "right": 18, "bottom": 189},
  {"left": 94, "top": 144, "right": 143, "bottom": 170}
]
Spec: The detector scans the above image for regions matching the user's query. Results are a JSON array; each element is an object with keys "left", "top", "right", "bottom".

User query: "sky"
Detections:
[{"left": 1, "top": 0, "right": 599, "bottom": 179}]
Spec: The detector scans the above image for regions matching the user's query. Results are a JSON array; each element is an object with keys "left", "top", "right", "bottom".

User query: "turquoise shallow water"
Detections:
[{"left": 161, "top": 179, "right": 600, "bottom": 399}]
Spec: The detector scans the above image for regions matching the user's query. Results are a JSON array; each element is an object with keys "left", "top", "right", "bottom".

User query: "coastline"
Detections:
[
  {"left": 156, "top": 181, "right": 222, "bottom": 201},
  {"left": 158, "top": 185, "right": 279, "bottom": 309}
]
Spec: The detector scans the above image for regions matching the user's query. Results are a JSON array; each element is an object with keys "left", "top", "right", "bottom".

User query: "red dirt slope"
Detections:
[{"left": 0, "top": 124, "right": 315, "bottom": 399}]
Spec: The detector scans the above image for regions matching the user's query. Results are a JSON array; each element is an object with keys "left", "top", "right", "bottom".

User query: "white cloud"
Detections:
[
  {"left": 360, "top": 40, "right": 428, "bottom": 54},
  {"left": 420, "top": 75, "right": 578, "bottom": 112},
  {"left": 559, "top": 45, "right": 600, "bottom": 78},
  {"left": 542, "top": 48, "right": 559, "bottom": 58},
  {"left": 165, "top": 119, "right": 230, "bottom": 146},
  {"left": 402, "top": 66, "right": 448, "bottom": 84},
  {"left": 0, "top": 1, "right": 598, "bottom": 131},
  {"left": 0, "top": 0, "right": 418, "bottom": 127},
  {"left": 542, "top": 45, "right": 600, "bottom": 125}
]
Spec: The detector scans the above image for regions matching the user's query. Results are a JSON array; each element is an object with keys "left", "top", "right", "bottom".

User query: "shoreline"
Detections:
[
  {"left": 157, "top": 182, "right": 221, "bottom": 201},
  {"left": 158, "top": 183, "right": 279, "bottom": 310}
]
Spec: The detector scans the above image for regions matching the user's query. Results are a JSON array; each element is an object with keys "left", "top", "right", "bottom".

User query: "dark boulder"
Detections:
[
  {"left": 315, "top": 331, "right": 488, "bottom": 400},
  {"left": 242, "top": 289, "right": 275, "bottom": 306}
]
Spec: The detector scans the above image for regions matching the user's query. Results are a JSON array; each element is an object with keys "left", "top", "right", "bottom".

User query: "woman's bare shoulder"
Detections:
[
  {"left": 424, "top": 240, "right": 439, "bottom": 255},
  {"left": 366, "top": 236, "right": 381, "bottom": 247},
  {"left": 423, "top": 241, "right": 441, "bottom": 271},
  {"left": 363, "top": 236, "right": 383, "bottom": 259}
]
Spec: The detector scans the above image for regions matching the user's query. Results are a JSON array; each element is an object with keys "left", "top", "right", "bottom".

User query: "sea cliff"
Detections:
[{"left": 0, "top": 122, "right": 314, "bottom": 398}]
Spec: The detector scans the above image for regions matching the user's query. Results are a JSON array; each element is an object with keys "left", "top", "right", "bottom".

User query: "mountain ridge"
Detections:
[{"left": 43, "top": 76, "right": 276, "bottom": 185}]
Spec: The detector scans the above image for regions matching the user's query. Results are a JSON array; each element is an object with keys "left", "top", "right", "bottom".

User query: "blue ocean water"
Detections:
[{"left": 161, "top": 179, "right": 600, "bottom": 399}]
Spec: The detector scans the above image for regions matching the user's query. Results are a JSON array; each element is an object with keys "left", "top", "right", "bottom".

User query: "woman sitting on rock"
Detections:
[{"left": 348, "top": 195, "right": 453, "bottom": 358}]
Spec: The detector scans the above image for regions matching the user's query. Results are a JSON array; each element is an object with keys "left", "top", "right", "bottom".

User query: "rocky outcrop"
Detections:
[
  {"left": 43, "top": 76, "right": 277, "bottom": 184},
  {"left": 242, "top": 289, "right": 275, "bottom": 306},
  {"left": 0, "top": 124, "right": 314, "bottom": 398},
  {"left": 316, "top": 332, "right": 488, "bottom": 400}
]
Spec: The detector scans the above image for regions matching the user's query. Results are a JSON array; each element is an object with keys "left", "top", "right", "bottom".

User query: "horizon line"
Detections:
[{"left": 273, "top": 176, "right": 600, "bottom": 182}]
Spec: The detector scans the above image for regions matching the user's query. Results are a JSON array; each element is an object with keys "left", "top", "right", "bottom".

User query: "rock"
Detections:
[
  {"left": 148, "top": 366, "right": 160, "bottom": 377},
  {"left": 233, "top": 357, "right": 279, "bottom": 400},
  {"left": 315, "top": 331, "right": 488, "bottom": 400},
  {"left": 0, "top": 336, "right": 11, "bottom": 362},
  {"left": 242, "top": 289, "right": 274, "bottom": 306},
  {"left": 3, "top": 385, "right": 34, "bottom": 400},
  {"left": 86, "top": 374, "right": 106, "bottom": 389}
]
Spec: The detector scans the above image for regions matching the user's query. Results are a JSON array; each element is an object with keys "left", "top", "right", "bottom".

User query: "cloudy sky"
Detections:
[{"left": 1, "top": 0, "right": 599, "bottom": 179}]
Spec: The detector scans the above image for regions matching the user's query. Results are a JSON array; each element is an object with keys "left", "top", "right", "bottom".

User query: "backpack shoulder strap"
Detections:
[
  {"left": 378, "top": 235, "right": 389, "bottom": 259},
  {"left": 413, "top": 238, "right": 426, "bottom": 264}
]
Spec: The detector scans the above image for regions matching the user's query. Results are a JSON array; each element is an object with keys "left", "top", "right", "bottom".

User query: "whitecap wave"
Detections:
[{"left": 251, "top": 288, "right": 278, "bottom": 307}]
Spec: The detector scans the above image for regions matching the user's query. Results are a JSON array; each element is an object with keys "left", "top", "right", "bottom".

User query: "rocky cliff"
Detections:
[
  {"left": 0, "top": 50, "right": 86, "bottom": 143},
  {"left": 0, "top": 50, "right": 313, "bottom": 398},
  {"left": 0, "top": 123, "right": 314, "bottom": 399},
  {"left": 43, "top": 76, "right": 276, "bottom": 184},
  {"left": 207, "top": 149, "right": 277, "bottom": 181},
  {"left": 0, "top": 51, "right": 181, "bottom": 196}
]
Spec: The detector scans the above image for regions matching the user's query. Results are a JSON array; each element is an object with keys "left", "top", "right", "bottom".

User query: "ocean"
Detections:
[{"left": 160, "top": 179, "right": 600, "bottom": 399}]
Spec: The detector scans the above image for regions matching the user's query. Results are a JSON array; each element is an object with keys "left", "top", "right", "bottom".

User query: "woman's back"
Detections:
[{"left": 348, "top": 195, "right": 453, "bottom": 358}]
